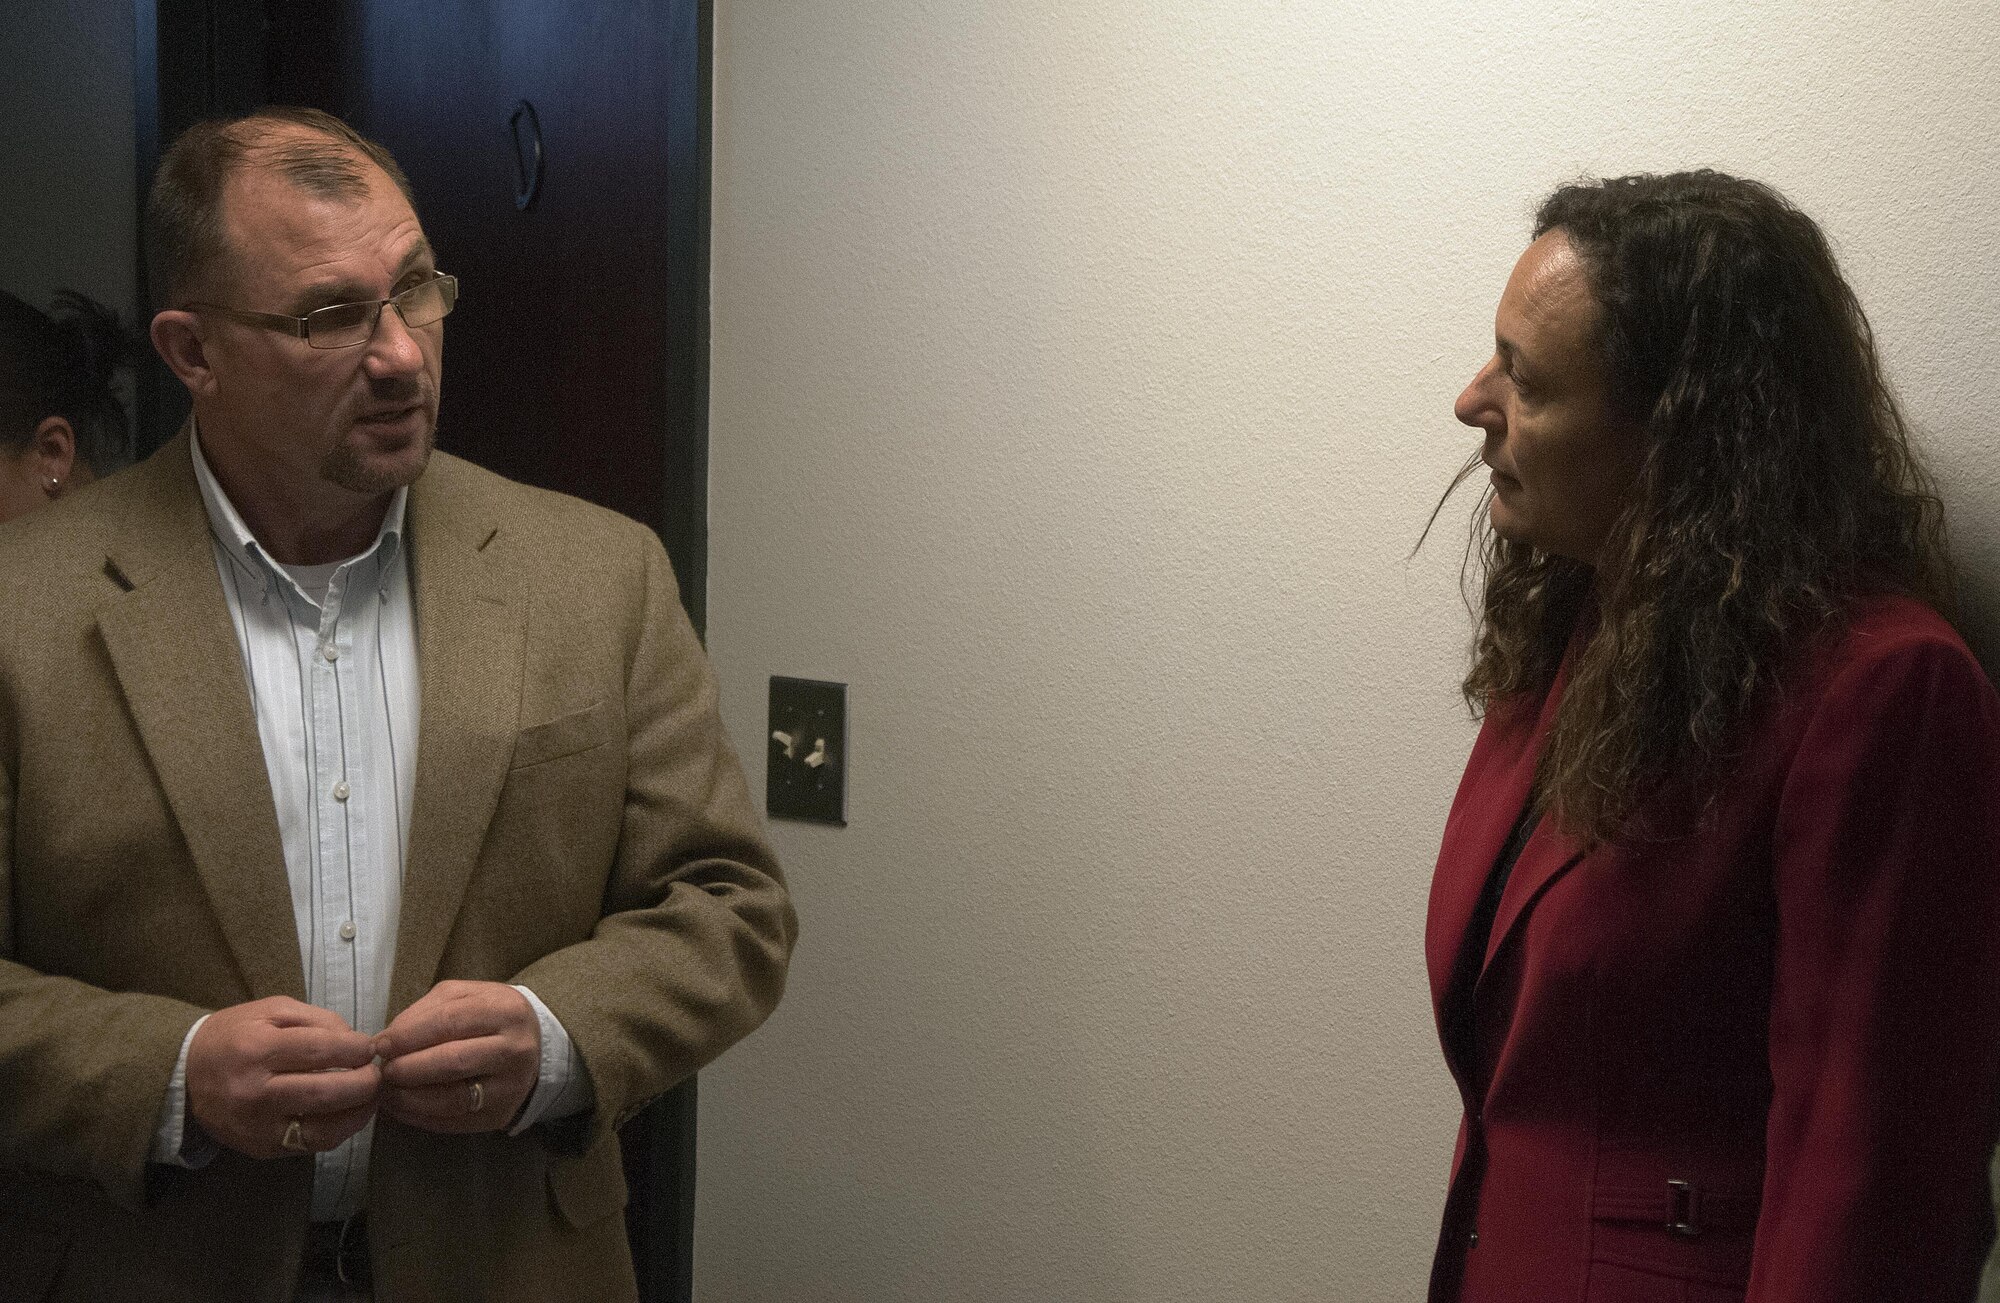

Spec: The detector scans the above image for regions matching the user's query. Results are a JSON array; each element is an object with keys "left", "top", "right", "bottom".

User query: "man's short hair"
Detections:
[{"left": 145, "top": 107, "right": 417, "bottom": 306}]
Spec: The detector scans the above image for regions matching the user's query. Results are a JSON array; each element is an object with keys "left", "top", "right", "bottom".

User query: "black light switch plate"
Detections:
[{"left": 767, "top": 676, "right": 847, "bottom": 826}]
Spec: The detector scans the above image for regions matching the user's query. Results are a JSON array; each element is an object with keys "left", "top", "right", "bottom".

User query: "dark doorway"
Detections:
[
  {"left": 261, "top": 0, "right": 711, "bottom": 630},
  {"left": 138, "top": 3, "right": 713, "bottom": 1298}
]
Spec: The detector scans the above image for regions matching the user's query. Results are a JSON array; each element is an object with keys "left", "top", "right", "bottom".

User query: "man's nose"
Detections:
[{"left": 362, "top": 303, "right": 426, "bottom": 377}]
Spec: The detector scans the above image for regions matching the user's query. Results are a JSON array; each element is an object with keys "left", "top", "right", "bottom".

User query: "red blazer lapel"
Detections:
[
  {"left": 1426, "top": 653, "right": 1579, "bottom": 1071},
  {"left": 1482, "top": 813, "right": 1585, "bottom": 970}
]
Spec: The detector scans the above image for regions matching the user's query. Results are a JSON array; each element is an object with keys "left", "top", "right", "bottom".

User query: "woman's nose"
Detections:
[{"left": 1455, "top": 358, "right": 1500, "bottom": 430}]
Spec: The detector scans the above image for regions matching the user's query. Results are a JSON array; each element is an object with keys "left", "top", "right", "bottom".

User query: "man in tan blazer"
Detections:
[{"left": 0, "top": 108, "right": 795, "bottom": 1301}]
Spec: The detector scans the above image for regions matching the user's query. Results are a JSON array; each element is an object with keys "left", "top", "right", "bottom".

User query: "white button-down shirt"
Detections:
[{"left": 153, "top": 432, "right": 590, "bottom": 1220}]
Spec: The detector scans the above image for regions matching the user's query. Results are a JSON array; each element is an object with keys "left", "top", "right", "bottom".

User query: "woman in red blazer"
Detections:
[{"left": 1428, "top": 170, "right": 2000, "bottom": 1303}]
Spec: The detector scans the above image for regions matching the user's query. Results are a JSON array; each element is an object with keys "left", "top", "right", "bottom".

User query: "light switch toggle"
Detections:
[{"left": 771, "top": 729, "right": 829, "bottom": 768}]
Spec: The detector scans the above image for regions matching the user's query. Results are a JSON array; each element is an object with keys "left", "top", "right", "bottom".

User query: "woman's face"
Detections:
[{"left": 1454, "top": 230, "right": 1644, "bottom": 567}]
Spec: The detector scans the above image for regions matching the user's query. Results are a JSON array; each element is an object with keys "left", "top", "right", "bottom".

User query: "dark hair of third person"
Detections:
[
  {"left": 1463, "top": 169, "right": 1951, "bottom": 844},
  {"left": 0, "top": 289, "right": 137, "bottom": 476}
]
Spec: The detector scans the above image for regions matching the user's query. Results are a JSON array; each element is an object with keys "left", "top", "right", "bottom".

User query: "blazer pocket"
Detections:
[
  {"left": 1590, "top": 1182, "right": 1756, "bottom": 1289},
  {"left": 511, "top": 700, "right": 615, "bottom": 771},
  {"left": 546, "top": 1131, "right": 629, "bottom": 1230}
]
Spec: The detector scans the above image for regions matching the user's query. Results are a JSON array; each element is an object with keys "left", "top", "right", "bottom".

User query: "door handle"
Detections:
[{"left": 509, "top": 99, "right": 544, "bottom": 211}]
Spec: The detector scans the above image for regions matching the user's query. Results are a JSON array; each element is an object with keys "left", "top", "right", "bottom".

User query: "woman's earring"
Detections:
[{"left": 45, "top": 477, "right": 59, "bottom": 497}]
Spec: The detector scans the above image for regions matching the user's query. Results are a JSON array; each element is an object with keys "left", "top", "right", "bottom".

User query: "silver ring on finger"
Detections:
[{"left": 466, "top": 1077, "right": 484, "bottom": 1114}]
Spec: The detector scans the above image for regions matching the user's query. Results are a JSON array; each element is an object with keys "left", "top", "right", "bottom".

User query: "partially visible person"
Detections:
[
  {"left": 1427, "top": 170, "right": 2000, "bottom": 1302},
  {"left": 0, "top": 287, "right": 136, "bottom": 522}
]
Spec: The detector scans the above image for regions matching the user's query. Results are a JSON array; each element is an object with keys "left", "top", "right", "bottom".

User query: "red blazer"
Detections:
[{"left": 1426, "top": 596, "right": 2000, "bottom": 1303}]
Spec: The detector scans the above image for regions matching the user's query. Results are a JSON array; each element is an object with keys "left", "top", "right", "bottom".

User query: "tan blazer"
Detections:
[{"left": 0, "top": 430, "right": 796, "bottom": 1302}]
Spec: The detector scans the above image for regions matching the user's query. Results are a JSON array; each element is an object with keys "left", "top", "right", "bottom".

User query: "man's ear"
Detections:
[
  {"left": 150, "top": 310, "right": 218, "bottom": 396},
  {"left": 29, "top": 416, "right": 78, "bottom": 485}
]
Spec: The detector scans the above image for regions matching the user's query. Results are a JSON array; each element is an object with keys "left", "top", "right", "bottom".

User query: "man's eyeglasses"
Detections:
[{"left": 185, "top": 274, "right": 459, "bottom": 350}]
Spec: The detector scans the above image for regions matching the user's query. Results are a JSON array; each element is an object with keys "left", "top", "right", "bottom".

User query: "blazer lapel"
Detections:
[
  {"left": 1488, "top": 815, "right": 1592, "bottom": 975},
  {"left": 1428, "top": 700, "right": 1541, "bottom": 1010},
  {"left": 1479, "top": 652, "right": 1590, "bottom": 971},
  {"left": 388, "top": 463, "right": 524, "bottom": 1015},
  {"left": 96, "top": 432, "right": 304, "bottom": 1001},
  {"left": 1429, "top": 650, "right": 1587, "bottom": 1066},
  {"left": 1482, "top": 817, "right": 1585, "bottom": 970}
]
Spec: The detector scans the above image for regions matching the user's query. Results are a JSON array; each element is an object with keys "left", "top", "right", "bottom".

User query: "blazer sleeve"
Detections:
[
  {"left": 0, "top": 715, "right": 208, "bottom": 1211},
  {"left": 508, "top": 524, "right": 798, "bottom": 1152},
  {"left": 1749, "top": 633, "right": 2000, "bottom": 1301}
]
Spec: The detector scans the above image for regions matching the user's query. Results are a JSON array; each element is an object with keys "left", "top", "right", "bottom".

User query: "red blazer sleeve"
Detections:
[{"left": 1751, "top": 632, "right": 2000, "bottom": 1301}]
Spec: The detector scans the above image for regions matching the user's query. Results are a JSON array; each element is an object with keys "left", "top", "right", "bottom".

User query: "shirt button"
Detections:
[
  {"left": 322, "top": 644, "right": 339, "bottom": 663},
  {"left": 333, "top": 780, "right": 351, "bottom": 801},
  {"left": 339, "top": 920, "right": 357, "bottom": 941},
  {"left": 1468, "top": 1230, "right": 1479, "bottom": 1248}
]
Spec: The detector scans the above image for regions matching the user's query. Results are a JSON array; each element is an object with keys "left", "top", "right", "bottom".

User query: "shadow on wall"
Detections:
[
  {"left": 1984, "top": 1157, "right": 2000, "bottom": 1303},
  {"left": 1961, "top": 592, "right": 2000, "bottom": 682},
  {"left": 1950, "top": 516, "right": 2000, "bottom": 684}
]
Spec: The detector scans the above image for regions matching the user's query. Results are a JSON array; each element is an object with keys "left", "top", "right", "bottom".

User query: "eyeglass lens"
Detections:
[{"left": 304, "top": 276, "right": 458, "bottom": 348}]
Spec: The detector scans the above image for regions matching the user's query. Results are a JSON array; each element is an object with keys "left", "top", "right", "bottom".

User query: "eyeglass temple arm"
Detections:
[{"left": 184, "top": 304, "right": 314, "bottom": 339}]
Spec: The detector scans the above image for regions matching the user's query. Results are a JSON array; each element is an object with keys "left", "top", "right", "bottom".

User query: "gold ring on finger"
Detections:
[
  {"left": 281, "top": 1118, "right": 308, "bottom": 1152},
  {"left": 467, "top": 1078, "right": 484, "bottom": 1114}
]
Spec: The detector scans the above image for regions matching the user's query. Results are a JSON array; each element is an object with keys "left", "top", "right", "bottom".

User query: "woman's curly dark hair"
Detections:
[
  {"left": 1459, "top": 170, "right": 1952, "bottom": 843},
  {"left": 0, "top": 288, "right": 139, "bottom": 475}
]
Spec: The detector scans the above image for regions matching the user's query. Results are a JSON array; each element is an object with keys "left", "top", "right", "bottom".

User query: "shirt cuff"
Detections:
[
  {"left": 508, "top": 985, "right": 595, "bottom": 1135},
  {"left": 149, "top": 1014, "right": 221, "bottom": 1168}
]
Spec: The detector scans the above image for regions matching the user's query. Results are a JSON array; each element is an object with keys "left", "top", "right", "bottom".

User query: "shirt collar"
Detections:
[{"left": 189, "top": 422, "right": 409, "bottom": 583}]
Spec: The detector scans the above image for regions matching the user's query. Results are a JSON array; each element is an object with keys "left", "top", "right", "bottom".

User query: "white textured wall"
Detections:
[
  {"left": 699, "top": 4, "right": 2000, "bottom": 1299},
  {"left": 0, "top": 0, "right": 137, "bottom": 316}
]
